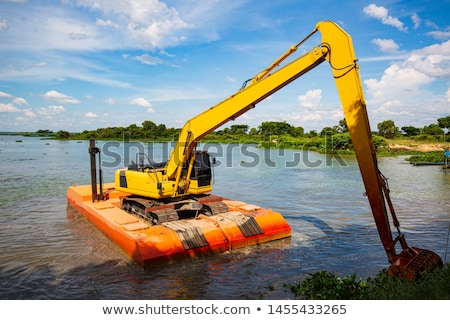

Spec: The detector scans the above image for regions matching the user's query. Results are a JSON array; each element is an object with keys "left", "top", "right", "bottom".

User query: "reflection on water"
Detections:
[{"left": 0, "top": 136, "right": 449, "bottom": 299}]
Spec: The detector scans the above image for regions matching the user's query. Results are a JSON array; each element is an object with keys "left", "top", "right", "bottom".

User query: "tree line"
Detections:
[{"left": 50, "top": 115, "right": 450, "bottom": 142}]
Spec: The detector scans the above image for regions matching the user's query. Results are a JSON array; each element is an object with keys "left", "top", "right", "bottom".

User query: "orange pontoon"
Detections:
[{"left": 66, "top": 183, "right": 291, "bottom": 267}]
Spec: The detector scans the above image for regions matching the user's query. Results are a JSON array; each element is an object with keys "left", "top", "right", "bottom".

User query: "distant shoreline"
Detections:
[{"left": 2, "top": 132, "right": 449, "bottom": 156}]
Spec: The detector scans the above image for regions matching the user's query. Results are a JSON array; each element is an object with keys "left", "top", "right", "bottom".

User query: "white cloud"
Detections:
[
  {"left": 130, "top": 97, "right": 155, "bottom": 112},
  {"left": 365, "top": 64, "right": 433, "bottom": 101},
  {"left": 0, "top": 103, "right": 21, "bottom": 113},
  {"left": 85, "top": 112, "right": 98, "bottom": 118},
  {"left": 371, "top": 38, "right": 399, "bottom": 53},
  {"left": 0, "top": 1, "right": 193, "bottom": 52},
  {"left": 0, "top": 17, "right": 7, "bottom": 30},
  {"left": 363, "top": 38, "right": 450, "bottom": 126},
  {"left": 365, "top": 40, "right": 450, "bottom": 105},
  {"left": 105, "top": 97, "right": 116, "bottom": 104},
  {"left": 96, "top": 19, "right": 118, "bottom": 29},
  {"left": 372, "top": 99, "right": 409, "bottom": 117},
  {"left": 37, "top": 105, "right": 66, "bottom": 116},
  {"left": 0, "top": 91, "right": 13, "bottom": 98},
  {"left": 73, "top": 0, "right": 192, "bottom": 49},
  {"left": 363, "top": 4, "right": 407, "bottom": 32},
  {"left": 23, "top": 108, "right": 36, "bottom": 117},
  {"left": 297, "top": 89, "right": 322, "bottom": 108},
  {"left": 427, "top": 30, "right": 450, "bottom": 40},
  {"left": 411, "top": 13, "right": 421, "bottom": 29},
  {"left": 425, "top": 20, "right": 439, "bottom": 30},
  {"left": 407, "top": 40, "right": 450, "bottom": 78},
  {"left": 43, "top": 90, "right": 80, "bottom": 104},
  {"left": 134, "top": 54, "right": 163, "bottom": 65},
  {"left": 303, "top": 113, "right": 322, "bottom": 121},
  {"left": 13, "top": 97, "right": 29, "bottom": 106}
]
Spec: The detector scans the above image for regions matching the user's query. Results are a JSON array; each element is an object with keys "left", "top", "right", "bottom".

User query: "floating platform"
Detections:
[{"left": 66, "top": 183, "right": 291, "bottom": 267}]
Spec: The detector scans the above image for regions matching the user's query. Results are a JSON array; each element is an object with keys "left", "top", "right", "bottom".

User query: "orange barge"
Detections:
[{"left": 66, "top": 183, "right": 291, "bottom": 267}]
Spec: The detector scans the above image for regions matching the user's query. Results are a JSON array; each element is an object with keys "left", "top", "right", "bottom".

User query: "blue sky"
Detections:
[{"left": 0, "top": 0, "right": 449, "bottom": 133}]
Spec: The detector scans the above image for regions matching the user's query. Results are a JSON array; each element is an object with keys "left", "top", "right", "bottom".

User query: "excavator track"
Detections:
[{"left": 121, "top": 195, "right": 229, "bottom": 225}]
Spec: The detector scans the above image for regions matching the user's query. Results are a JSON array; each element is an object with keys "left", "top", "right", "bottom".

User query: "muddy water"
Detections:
[{"left": 0, "top": 136, "right": 449, "bottom": 299}]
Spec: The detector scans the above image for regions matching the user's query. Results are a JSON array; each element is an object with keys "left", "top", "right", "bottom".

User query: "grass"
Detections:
[{"left": 284, "top": 263, "right": 450, "bottom": 300}]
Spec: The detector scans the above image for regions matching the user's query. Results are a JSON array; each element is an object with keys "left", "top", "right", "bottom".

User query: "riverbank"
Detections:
[
  {"left": 381, "top": 140, "right": 449, "bottom": 164},
  {"left": 385, "top": 141, "right": 449, "bottom": 152}
]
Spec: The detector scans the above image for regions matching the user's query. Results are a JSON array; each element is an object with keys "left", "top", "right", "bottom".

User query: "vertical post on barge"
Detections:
[
  {"left": 88, "top": 137, "right": 99, "bottom": 202},
  {"left": 445, "top": 148, "right": 449, "bottom": 171}
]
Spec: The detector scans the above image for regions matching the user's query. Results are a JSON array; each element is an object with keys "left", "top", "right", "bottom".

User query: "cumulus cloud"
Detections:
[
  {"left": 0, "top": 0, "right": 194, "bottom": 52},
  {"left": 23, "top": 108, "right": 36, "bottom": 117},
  {"left": 73, "top": 0, "right": 192, "bottom": 49},
  {"left": 363, "top": 4, "right": 407, "bottom": 32},
  {"left": 130, "top": 97, "right": 155, "bottom": 112},
  {"left": 365, "top": 39, "right": 450, "bottom": 104},
  {"left": 363, "top": 38, "right": 450, "bottom": 125},
  {"left": 407, "top": 40, "right": 450, "bottom": 78},
  {"left": 365, "top": 64, "right": 433, "bottom": 101},
  {"left": 13, "top": 97, "right": 29, "bottom": 106},
  {"left": 43, "top": 90, "right": 80, "bottom": 104},
  {"left": 297, "top": 89, "right": 322, "bottom": 108},
  {"left": 85, "top": 111, "right": 98, "bottom": 118},
  {"left": 37, "top": 105, "right": 66, "bottom": 116},
  {"left": 0, "top": 103, "right": 21, "bottom": 113},
  {"left": 371, "top": 38, "right": 399, "bottom": 53},
  {"left": 0, "top": 91, "right": 12, "bottom": 98}
]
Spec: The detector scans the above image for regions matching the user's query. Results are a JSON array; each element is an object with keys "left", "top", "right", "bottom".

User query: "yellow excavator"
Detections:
[{"left": 114, "top": 21, "right": 442, "bottom": 281}]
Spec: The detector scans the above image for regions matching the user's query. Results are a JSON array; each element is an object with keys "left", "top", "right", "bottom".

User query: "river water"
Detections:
[{"left": 0, "top": 135, "right": 449, "bottom": 299}]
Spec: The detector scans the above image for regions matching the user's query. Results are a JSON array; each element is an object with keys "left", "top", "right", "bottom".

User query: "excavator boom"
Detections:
[{"left": 116, "top": 21, "right": 443, "bottom": 280}]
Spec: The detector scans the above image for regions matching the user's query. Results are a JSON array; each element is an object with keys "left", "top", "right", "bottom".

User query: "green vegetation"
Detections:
[
  {"left": 10, "top": 115, "right": 449, "bottom": 159},
  {"left": 406, "top": 151, "right": 447, "bottom": 164},
  {"left": 284, "top": 263, "right": 450, "bottom": 299}
]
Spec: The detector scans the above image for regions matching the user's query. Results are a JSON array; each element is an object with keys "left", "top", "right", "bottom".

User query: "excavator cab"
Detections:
[{"left": 188, "top": 151, "right": 213, "bottom": 191}]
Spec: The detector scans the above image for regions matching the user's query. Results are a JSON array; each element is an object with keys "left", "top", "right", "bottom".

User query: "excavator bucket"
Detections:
[{"left": 387, "top": 247, "right": 443, "bottom": 282}]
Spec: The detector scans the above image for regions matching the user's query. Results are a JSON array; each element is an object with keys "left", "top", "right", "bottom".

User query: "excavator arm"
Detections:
[
  {"left": 165, "top": 30, "right": 328, "bottom": 181},
  {"left": 120, "top": 21, "right": 443, "bottom": 280}
]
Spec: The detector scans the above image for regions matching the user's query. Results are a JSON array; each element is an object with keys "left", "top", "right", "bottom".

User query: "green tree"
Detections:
[
  {"left": 319, "top": 126, "right": 338, "bottom": 137},
  {"left": 422, "top": 124, "right": 443, "bottom": 136},
  {"left": 377, "top": 120, "right": 399, "bottom": 139},
  {"left": 55, "top": 130, "right": 70, "bottom": 139},
  {"left": 229, "top": 124, "right": 249, "bottom": 135},
  {"left": 142, "top": 120, "right": 157, "bottom": 132},
  {"left": 308, "top": 130, "right": 318, "bottom": 137},
  {"left": 259, "top": 121, "right": 294, "bottom": 136},
  {"left": 248, "top": 127, "right": 259, "bottom": 135},
  {"left": 438, "top": 116, "right": 450, "bottom": 131},
  {"left": 36, "top": 129, "right": 53, "bottom": 135},
  {"left": 291, "top": 126, "right": 304, "bottom": 137},
  {"left": 401, "top": 125, "right": 420, "bottom": 136}
]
